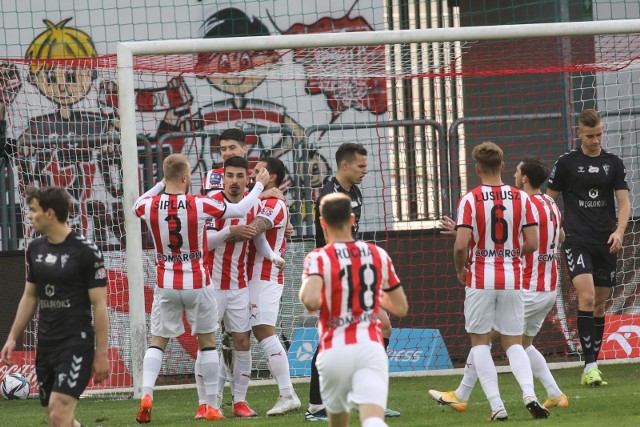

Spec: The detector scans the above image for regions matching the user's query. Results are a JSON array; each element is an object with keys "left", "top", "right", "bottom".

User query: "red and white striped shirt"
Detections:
[
  {"left": 208, "top": 191, "right": 258, "bottom": 290},
  {"left": 247, "top": 197, "right": 288, "bottom": 284},
  {"left": 134, "top": 193, "right": 226, "bottom": 290},
  {"left": 456, "top": 184, "right": 537, "bottom": 290},
  {"left": 522, "top": 194, "right": 562, "bottom": 292},
  {"left": 302, "top": 241, "right": 401, "bottom": 352}
]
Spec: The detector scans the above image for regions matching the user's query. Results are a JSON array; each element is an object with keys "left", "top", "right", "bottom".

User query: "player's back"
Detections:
[
  {"left": 457, "top": 184, "right": 535, "bottom": 290},
  {"left": 305, "top": 241, "right": 400, "bottom": 351},
  {"left": 134, "top": 192, "right": 226, "bottom": 289}
]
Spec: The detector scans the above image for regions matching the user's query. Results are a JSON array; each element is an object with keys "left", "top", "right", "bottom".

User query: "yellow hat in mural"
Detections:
[{"left": 25, "top": 18, "right": 97, "bottom": 74}]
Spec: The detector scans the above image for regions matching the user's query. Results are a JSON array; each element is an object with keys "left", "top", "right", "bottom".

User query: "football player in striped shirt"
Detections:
[
  {"left": 246, "top": 157, "right": 302, "bottom": 415},
  {"left": 299, "top": 192, "right": 408, "bottom": 427},
  {"left": 452, "top": 142, "right": 548, "bottom": 421},
  {"left": 431, "top": 157, "right": 567, "bottom": 414},
  {"left": 133, "top": 153, "right": 269, "bottom": 423},
  {"left": 194, "top": 156, "right": 284, "bottom": 419}
]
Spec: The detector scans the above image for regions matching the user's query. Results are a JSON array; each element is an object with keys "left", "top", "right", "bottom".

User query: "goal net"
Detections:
[{"left": 1, "top": 18, "right": 639, "bottom": 396}]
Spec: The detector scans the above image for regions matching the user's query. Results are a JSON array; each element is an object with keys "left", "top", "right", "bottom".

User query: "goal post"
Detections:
[{"left": 117, "top": 18, "right": 640, "bottom": 397}]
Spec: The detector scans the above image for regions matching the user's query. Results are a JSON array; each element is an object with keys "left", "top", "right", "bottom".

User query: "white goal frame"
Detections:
[{"left": 117, "top": 18, "right": 640, "bottom": 398}]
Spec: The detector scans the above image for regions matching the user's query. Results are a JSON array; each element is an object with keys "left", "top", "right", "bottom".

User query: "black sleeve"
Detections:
[
  {"left": 546, "top": 155, "right": 567, "bottom": 192},
  {"left": 612, "top": 156, "right": 629, "bottom": 191}
]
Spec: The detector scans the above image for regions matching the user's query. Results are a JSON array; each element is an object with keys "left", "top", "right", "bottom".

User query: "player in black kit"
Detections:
[
  {"left": 546, "top": 109, "right": 630, "bottom": 387},
  {"left": 306, "top": 143, "right": 400, "bottom": 421},
  {"left": 1, "top": 186, "right": 109, "bottom": 427}
]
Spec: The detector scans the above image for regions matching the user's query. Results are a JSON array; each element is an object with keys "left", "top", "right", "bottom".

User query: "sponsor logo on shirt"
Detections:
[
  {"left": 209, "top": 172, "right": 222, "bottom": 187},
  {"left": 45, "top": 253, "right": 57, "bottom": 264},
  {"left": 475, "top": 248, "right": 521, "bottom": 258},
  {"left": 156, "top": 250, "right": 203, "bottom": 263},
  {"left": 578, "top": 166, "right": 585, "bottom": 173},
  {"left": 588, "top": 165, "right": 599, "bottom": 173},
  {"left": 261, "top": 207, "right": 274, "bottom": 216},
  {"left": 95, "top": 267, "right": 107, "bottom": 279}
]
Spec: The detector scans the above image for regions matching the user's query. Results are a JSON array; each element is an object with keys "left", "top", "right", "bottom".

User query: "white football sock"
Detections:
[
  {"left": 142, "top": 347, "right": 163, "bottom": 399},
  {"left": 233, "top": 350, "right": 252, "bottom": 403},
  {"left": 506, "top": 344, "right": 535, "bottom": 400},
  {"left": 456, "top": 350, "right": 477, "bottom": 401},
  {"left": 260, "top": 335, "right": 293, "bottom": 396},
  {"left": 472, "top": 345, "right": 503, "bottom": 411},
  {"left": 526, "top": 345, "right": 563, "bottom": 398}
]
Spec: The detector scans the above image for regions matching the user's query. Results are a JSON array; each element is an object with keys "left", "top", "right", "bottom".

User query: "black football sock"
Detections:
[
  {"left": 593, "top": 315, "right": 605, "bottom": 362},
  {"left": 577, "top": 310, "right": 596, "bottom": 365},
  {"left": 309, "top": 345, "right": 323, "bottom": 405}
]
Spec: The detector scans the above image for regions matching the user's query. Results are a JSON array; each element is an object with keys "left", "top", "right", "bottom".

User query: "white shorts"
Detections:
[
  {"left": 150, "top": 286, "right": 218, "bottom": 338},
  {"left": 214, "top": 288, "right": 251, "bottom": 333},
  {"left": 248, "top": 280, "right": 283, "bottom": 327},
  {"left": 464, "top": 288, "right": 524, "bottom": 336},
  {"left": 316, "top": 341, "right": 388, "bottom": 414},
  {"left": 522, "top": 290, "right": 557, "bottom": 337}
]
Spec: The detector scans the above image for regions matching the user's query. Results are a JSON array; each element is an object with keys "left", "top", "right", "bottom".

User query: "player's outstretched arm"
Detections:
[
  {"left": 439, "top": 215, "right": 457, "bottom": 236},
  {"left": 89, "top": 286, "right": 109, "bottom": 383},
  {"left": 1, "top": 282, "right": 38, "bottom": 366}
]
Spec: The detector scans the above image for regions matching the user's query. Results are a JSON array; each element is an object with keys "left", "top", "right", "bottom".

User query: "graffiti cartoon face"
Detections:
[
  {"left": 198, "top": 51, "right": 280, "bottom": 96},
  {"left": 33, "top": 66, "right": 94, "bottom": 106}
]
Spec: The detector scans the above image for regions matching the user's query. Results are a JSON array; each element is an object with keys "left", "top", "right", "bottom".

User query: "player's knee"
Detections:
[{"left": 47, "top": 403, "right": 73, "bottom": 427}]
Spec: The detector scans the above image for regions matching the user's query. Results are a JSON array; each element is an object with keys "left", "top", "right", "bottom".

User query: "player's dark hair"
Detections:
[
  {"left": 224, "top": 155, "right": 249, "bottom": 172},
  {"left": 579, "top": 109, "right": 601, "bottom": 128},
  {"left": 472, "top": 141, "right": 503, "bottom": 174},
  {"left": 335, "top": 143, "right": 367, "bottom": 167},
  {"left": 219, "top": 128, "right": 246, "bottom": 146},
  {"left": 259, "top": 157, "right": 286, "bottom": 186},
  {"left": 320, "top": 193, "right": 352, "bottom": 228},
  {"left": 25, "top": 186, "right": 70, "bottom": 223},
  {"left": 163, "top": 153, "right": 190, "bottom": 182},
  {"left": 520, "top": 157, "right": 550, "bottom": 189}
]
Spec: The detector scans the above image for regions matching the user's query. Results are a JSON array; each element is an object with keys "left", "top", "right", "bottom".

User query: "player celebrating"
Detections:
[
  {"left": 246, "top": 157, "right": 301, "bottom": 415},
  {"left": 453, "top": 142, "right": 548, "bottom": 421},
  {"left": 546, "top": 109, "right": 630, "bottom": 386},
  {"left": 193, "top": 156, "right": 284, "bottom": 419},
  {"left": 299, "top": 192, "right": 408, "bottom": 427},
  {"left": 430, "top": 157, "right": 568, "bottom": 412},
  {"left": 1, "top": 186, "right": 109, "bottom": 427},
  {"left": 133, "top": 153, "right": 269, "bottom": 423}
]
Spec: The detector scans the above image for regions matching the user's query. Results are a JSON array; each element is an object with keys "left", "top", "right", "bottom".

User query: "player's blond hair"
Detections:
[
  {"left": 25, "top": 18, "right": 97, "bottom": 75},
  {"left": 163, "top": 154, "right": 190, "bottom": 182}
]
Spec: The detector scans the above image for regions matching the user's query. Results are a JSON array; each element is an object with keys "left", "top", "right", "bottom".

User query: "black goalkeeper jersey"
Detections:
[
  {"left": 547, "top": 147, "right": 628, "bottom": 244},
  {"left": 314, "top": 176, "right": 363, "bottom": 248},
  {"left": 26, "top": 231, "right": 106, "bottom": 347}
]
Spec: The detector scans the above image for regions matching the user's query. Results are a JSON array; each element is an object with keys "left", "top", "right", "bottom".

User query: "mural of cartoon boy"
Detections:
[
  {"left": 185, "top": 8, "right": 306, "bottom": 190},
  {"left": 1, "top": 18, "right": 120, "bottom": 246}
]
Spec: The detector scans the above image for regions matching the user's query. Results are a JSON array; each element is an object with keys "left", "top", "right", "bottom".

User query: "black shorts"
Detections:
[
  {"left": 562, "top": 241, "right": 617, "bottom": 287},
  {"left": 35, "top": 338, "right": 94, "bottom": 406}
]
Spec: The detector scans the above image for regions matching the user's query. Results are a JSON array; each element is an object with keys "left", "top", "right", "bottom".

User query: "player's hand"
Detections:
[
  {"left": 284, "top": 222, "right": 294, "bottom": 238},
  {"left": 254, "top": 168, "right": 270, "bottom": 187},
  {"left": 439, "top": 215, "right": 456, "bottom": 236},
  {"left": 260, "top": 187, "right": 285, "bottom": 201},
  {"left": 0, "top": 338, "right": 16, "bottom": 366},
  {"left": 607, "top": 230, "right": 624, "bottom": 253},
  {"left": 456, "top": 267, "right": 468, "bottom": 285},
  {"left": 92, "top": 351, "right": 109, "bottom": 384},
  {"left": 229, "top": 224, "right": 258, "bottom": 241},
  {"left": 271, "top": 255, "right": 286, "bottom": 270}
]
